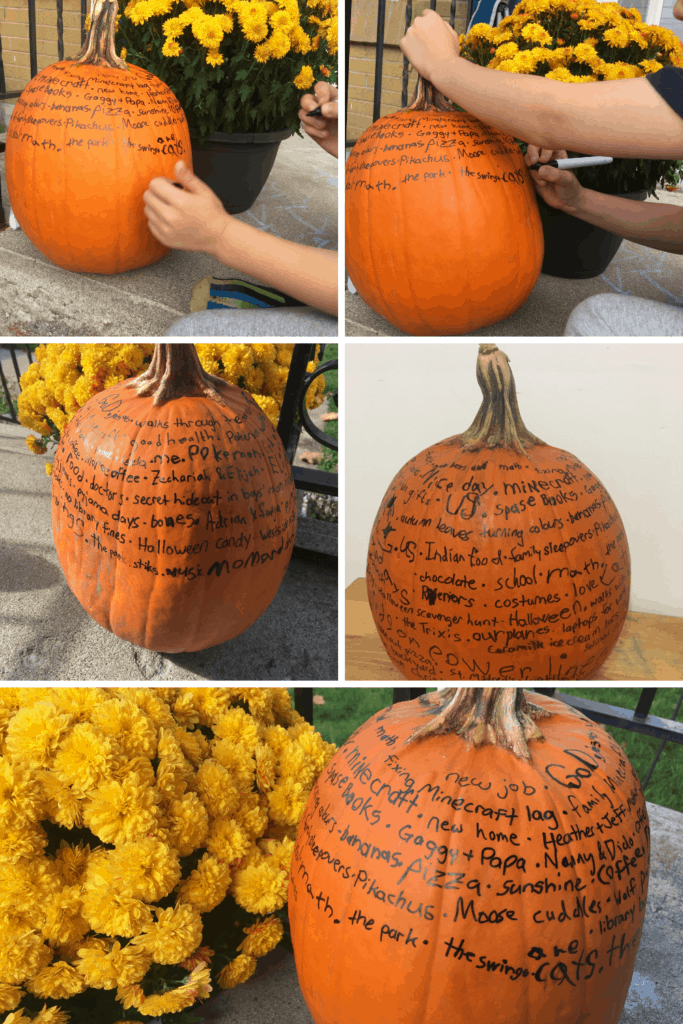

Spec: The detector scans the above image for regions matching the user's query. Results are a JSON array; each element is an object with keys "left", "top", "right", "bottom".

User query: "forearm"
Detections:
[
  {"left": 212, "top": 217, "right": 338, "bottom": 316},
  {"left": 572, "top": 189, "right": 683, "bottom": 254},
  {"left": 426, "top": 58, "right": 683, "bottom": 159}
]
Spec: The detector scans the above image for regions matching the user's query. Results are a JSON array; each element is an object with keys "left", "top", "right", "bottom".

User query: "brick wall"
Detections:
[
  {"left": 1, "top": 0, "right": 84, "bottom": 97},
  {"left": 348, "top": 0, "right": 468, "bottom": 141}
]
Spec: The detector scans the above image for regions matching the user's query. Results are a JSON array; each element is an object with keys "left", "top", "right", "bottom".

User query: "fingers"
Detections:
[{"left": 313, "top": 81, "right": 338, "bottom": 105}]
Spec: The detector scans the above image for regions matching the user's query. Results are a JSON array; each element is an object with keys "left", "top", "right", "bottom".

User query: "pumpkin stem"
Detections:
[
  {"left": 123, "top": 344, "right": 239, "bottom": 407},
  {"left": 405, "top": 688, "right": 553, "bottom": 761},
  {"left": 74, "top": 0, "right": 127, "bottom": 70},
  {"left": 457, "top": 344, "right": 547, "bottom": 457},
  {"left": 405, "top": 74, "right": 455, "bottom": 113}
]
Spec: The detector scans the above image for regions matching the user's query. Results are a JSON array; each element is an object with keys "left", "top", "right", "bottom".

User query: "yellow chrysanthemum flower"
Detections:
[
  {"left": 25, "top": 960, "right": 87, "bottom": 999},
  {"left": 231, "top": 857, "right": 289, "bottom": 915},
  {"left": 176, "top": 853, "right": 232, "bottom": 913},
  {"left": 5, "top": 702, "right": 72, "bottom": 770},
  {"left": 600, "top": 61, "right": 642, "bottom": 79},
  {"left": 131, "top": 904, "right": 203, "bottom": 964},
  {"left": 217, "top": 953, "right": 256, "bottom": 988},
  {"left": 76, "top": 938, "right": 151, "bottom": 990},
  {"left": 0, "top": 983, "right": 22, "bottom": 1012},
  {"left": 237, "top": 914, "right": 283, "bottom": 956}
]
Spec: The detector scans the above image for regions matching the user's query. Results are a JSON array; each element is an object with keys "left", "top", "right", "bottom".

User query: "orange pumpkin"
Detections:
[
  {"left": 345, "top": 78, "right": 543, "bottom": 335},
  {"left": 288, "top": 687, "right": 650, "bottom": 1024},
  {"left": 51, "top": 344, "right": 297, "bottom": 653},
  {"left": 366, "top": 345, "right": 630, "bottom": 681},
  {"left": 4, "top": 0, "right": 191, "bottom": 275}
]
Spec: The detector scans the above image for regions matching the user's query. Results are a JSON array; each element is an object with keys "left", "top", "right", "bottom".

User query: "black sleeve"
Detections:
[{"left": 646, "top": 65, "right": 683, "bottom": 120}]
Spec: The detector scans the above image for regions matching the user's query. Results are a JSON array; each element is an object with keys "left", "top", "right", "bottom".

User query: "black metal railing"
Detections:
[
  {"left": 293, "top": 687, "right": 683, "bottom": 793},
  {"left": 0, "top": 343, "right": 338, "bottom": 497},
  {"left": 277, "top": 343, "right": 338, "bottom": 498},
  {"left": 0, "top": 344, "right": 35, "bottom": 424},
  {"left": 0, "top": 0, "right": 88, "bottom": 103},
  {"left": 347, "top": 0, "right": 462, "bottom": 149}
]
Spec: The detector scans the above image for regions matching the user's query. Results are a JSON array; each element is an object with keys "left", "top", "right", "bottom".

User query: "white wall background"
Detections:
[{"left": 346, "top": 342, "right": 683, "bottom": 618}]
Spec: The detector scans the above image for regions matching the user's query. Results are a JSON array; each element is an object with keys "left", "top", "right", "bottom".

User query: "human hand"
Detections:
[
  {"left": 299, "top": 81, "right": 338, "bottom": 159},
  {"left": 400, "top": 9, "right": 460, "bottom": 81},
  {"left": 525, "top": 145, "right": 583, "bottom": 214},
  {"left": 143, "top": 161, "right": 229, "bottom": 257}
]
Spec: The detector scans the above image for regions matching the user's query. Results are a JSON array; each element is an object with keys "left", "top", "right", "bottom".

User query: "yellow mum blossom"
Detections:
[
  {"left": 195, "top": 760, "right": 242, "bottom": 818},
  {"left": 25, "top": 961, "right": 86, "bottom": 999},
  {"left": 117, "top": 964, "right": 210, "bottom": 1015},
  {"left": 237, "top": 914, "right": 283, "bottom": 957},
  {"left": 206, "top": 816, "right": 252, "bottom": 861},
  {"left": 176, "top": 853, "right": 232, "bottom": 913},
  {"left": 572, "top": 42, "right": 603, "bottom": 73},
  {"left": 600, "top": 61, "right": 642, "bottom": 79},
  {"left": 0, "top": 759, "right": 43, "bottom": 829},
  {"left": 162, "top": 39, "right": 183, "bottom": 56},
  {"left": 254, "top": 743, "right": 277, "bottom": 792},
  {"left": 491, "top": 40, "right": 518, "bottom": 61},
  {"left": 520, "top": 22, "right": 551, "bottom": 44},
  {"left": 193, "top": 14, "right": 224, "bottom": 47},
  {"left": 83, "top": 772, "right": 161, "bottom": 845},
  {"left": 217, "top": 953, "right": 256, "bottom": 988},
  {"left": 41, "top": 884, "right": 90, "bottom": 948},
  {"left": 53, "top": 842, "right": 91, "bottom": 887},
  {"left": 165, "top": 791, "right": 210, "bottom": 856},
  {"left": 37, "top": 769, "right": 82, "bottom": 829},
  {"left": 231, "top": 857, "right": 289, "bottom": 915},
  {"left": 5, "top": 702, "right": 72, "bottom": 770},
  {"left": 0, "top": 985, "right": 22, "bottom": 1013},
  {"left": 603, "top": 23, "right": 630, "bottom": 48},
  {"left": 87, "top": 839, "right": 181, "bottom": 904},
  {"left": 205, "top": 47, "right": 225, "bottom": 65},
  {"left": 0, "top": 929, "right": 52, "bottom": 985},
  {"left": 545, "top": 66, "right": 597, "bottom": 82},
  {"left": 80, "top": 889, "right": 154, "bottom": 939},
  {"left": 26, "top": 435, "right": 49, "bottom": 454},
  {"left": 268, "top": 28, "right": 291, "bottom": 57},
  {"left": 267, "top": 775, "right": 307, "bottom": 826},
  {"left": 0, "top": 821, "right": 47, "bottom": 864},
  {"left": 270, "top": 9, "right": 293, "bottom": 29},
  {"left": 162, "top": 15, "right": 184, "bottom": 37},
  {"left": 32, "top": 1006, "right": 71, "bottom": 1023},
  {"left": 76, "top": 939, "right": 151, "bottom": 990},
  {"left": 52, "top": 723, "right": 117, "bottom": 796},
  {"left": 131, "top": 904, "right": 203, "bottom": 965}
]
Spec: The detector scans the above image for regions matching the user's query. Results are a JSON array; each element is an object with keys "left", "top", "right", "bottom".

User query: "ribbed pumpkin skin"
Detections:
[
  {"left": 367, "top": 441, "right": 630, "bottom": 680},
  {"left": 288, "top": 692, "right": 650, "bottom": 1024},
  {"left": 51, "top": 383, "right": 296, "bottom": 652},
  {"left": 5, "top": 62, "right": 191, "bottom": 274},
  {"left": 345, "top": 109, "right": 543, "bottom": 335}
]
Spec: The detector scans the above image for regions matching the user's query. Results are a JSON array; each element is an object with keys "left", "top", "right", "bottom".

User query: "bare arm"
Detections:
[
  {"left": 527, "top": 145, "right": 683, "bottom": 255},
  {"left": 400, "top": 10, "right": 683, "bottom": 159},
  {"left": 144, "top": 161, "right": 337, "bottom": 317},
  {"left": 570, "top": 189, "right": 683, "bottom": 254},
  {"left": 211, "top": 218, "right": 338, "bottom": 315}
]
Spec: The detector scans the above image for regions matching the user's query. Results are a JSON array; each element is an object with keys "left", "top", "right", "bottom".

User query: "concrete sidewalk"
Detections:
[
  {"left": 190, "top": 799, "right": 682, "bottom": 1024},
  {"left": 1, "top": 420, "right": 337, "bottom": 681},
  {"left": 345, "top": 189, "right": 683, "bottom": 337},
  {"left": 0, "top": 129, "right": 337, "bottom": 337}
]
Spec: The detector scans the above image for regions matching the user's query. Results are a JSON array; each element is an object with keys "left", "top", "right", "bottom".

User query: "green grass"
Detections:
[
  {"left": 558, "top": 687, "right": 682, "bottom": 813},
  {"left": 289, "top": 688, "right": 437, "bottom": 746},
  {"left": 290, "top": 687, "right": 683, "bottom": 813},
  {"left": 0, "top": 392, "right": 18, "bottom": 418},
  {"left": 319, "top": 342, "right": 337, "bottom": 473}
]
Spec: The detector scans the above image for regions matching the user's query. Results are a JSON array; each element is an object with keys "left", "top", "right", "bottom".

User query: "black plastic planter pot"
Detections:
[
  {"left": 190, "top": 128, "right": 291, "bottom": 215},
  {"left": 538, "top": 189, "right": 647, "bottom": 279}
]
